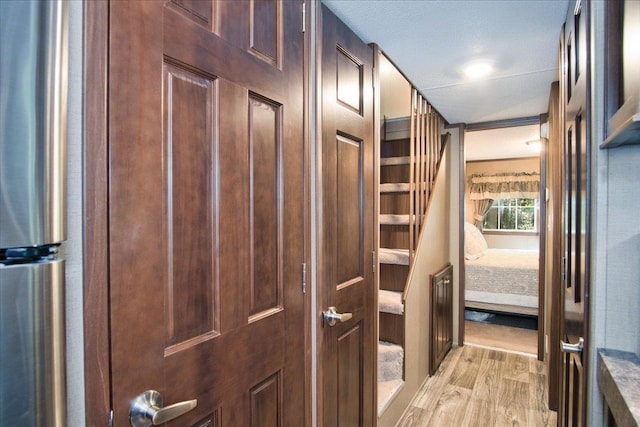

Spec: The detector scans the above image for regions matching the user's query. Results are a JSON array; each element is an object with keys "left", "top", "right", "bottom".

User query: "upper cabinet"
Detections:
[{"left": 602, "top": 0, "right": 640, "bottom": 147}]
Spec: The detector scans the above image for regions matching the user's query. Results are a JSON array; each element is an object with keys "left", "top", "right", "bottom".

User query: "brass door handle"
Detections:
[
  {"left": 323, "top": 306, "right": 353, "bottom": 327},
  {"left": 129, "top": 390, "right": 197, "bottom": 426}
]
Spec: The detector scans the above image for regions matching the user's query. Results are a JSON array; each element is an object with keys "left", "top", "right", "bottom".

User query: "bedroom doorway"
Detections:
[{"left": 462, "top": 121, "right": 546, "bottom": 358}]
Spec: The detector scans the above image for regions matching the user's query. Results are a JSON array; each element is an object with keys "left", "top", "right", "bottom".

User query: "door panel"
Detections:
[
  {"left": 109, "top": 1, "right": 305, "bottom": 425},
  {"left": 319, "top": 5, "right": 375, "bottom": 426},
  {"left": 163, "top": 62, "right": 217, "bottom": 347},
  {"left": 560, "top": 1, "right": 590, "bottom": 425},
  {"left": 430, "top": 264, "right": 453, "bottom": 375},
  {"left": 336, "top": 134, "right": 365, "bottom": 284},
  {"left": 338, "top": 324, "right": 363, "bottom": 425}
]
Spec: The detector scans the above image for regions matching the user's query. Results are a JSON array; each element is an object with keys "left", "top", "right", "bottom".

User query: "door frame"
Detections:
[
  {"left": 538, "top": 113, "right": 549, "bottom": 363},
  {"left": 457, "top": 117, "right": 547, "bottom": 361},
  {"left": 82, "top": 2, "right": 313, "bottom": 425},
  {"left": 83, "top": 2, "right": 110, "bottom": 425},
  {"left": 546, "top": 81, "right": 563, "bottom": 412},
  {"left": 454, "top": 123, "right": 466, "bottom": 347}
]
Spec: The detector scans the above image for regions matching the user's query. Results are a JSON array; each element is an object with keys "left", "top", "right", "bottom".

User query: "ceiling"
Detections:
[
  {"left": 322, "top": 0, "right": 569, "bottom": 125},
  {"left": 465, "top": 124, "right": 541, "bottom": 161}
]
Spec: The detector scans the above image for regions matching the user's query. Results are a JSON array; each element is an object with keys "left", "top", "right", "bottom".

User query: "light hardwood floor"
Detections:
[
  {"left": 396, "top": 346, "right": 557, "bottom": 426},
  {"left": 465, "top": 321, "right": 538, "bottom": 355}
]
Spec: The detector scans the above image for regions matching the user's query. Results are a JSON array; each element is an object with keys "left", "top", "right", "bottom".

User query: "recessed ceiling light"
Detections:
[{"left": 462, "top": 61, "right": 493, "bottom": 79}]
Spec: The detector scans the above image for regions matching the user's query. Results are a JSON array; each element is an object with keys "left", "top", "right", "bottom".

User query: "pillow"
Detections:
[{"left": 465, "top": 222, "right": 488, "bottom": 260}]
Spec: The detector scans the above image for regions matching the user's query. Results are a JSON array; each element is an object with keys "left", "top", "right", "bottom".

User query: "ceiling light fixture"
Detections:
[
  {"left": 462, "top": 60, "right": 493, "bottom": 79},
  {"left": 526, "top": 139, "right": 542, "bottom": 153}
]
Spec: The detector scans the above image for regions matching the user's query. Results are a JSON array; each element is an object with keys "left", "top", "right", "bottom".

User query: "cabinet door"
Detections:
[{"left": 430, "top": 264, "right": 453, "bottom": 375}]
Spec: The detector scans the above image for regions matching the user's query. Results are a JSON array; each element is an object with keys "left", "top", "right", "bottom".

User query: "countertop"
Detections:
[{"left": 598, "top": 348, "right": 640, "bottom": 427}]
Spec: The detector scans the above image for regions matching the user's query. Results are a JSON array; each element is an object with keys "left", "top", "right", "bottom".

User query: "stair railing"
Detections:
[
  {"left": 400, "top": 93, "right": 448, "bottom": 302},
  {"left": 408, "top": 89, "right": 417, "bottom": 261}
]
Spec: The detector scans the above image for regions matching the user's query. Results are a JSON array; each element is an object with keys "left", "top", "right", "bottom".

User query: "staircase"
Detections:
[
  {"left": 377, "top": 92, "right": 447, "bottom": 412},
  {"left": 377, "top": 341, "right": 404, "bottom": 414}
]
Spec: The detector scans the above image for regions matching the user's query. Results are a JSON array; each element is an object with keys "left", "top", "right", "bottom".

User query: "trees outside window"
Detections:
[{"left": 483, "top": 198, "right": 537, "bottom": 232}]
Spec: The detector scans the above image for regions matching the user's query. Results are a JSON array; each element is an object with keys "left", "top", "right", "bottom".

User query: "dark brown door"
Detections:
[
  {"left": 318, "top": 5, "right": 376, "bottom": 426},
  {"left": 560, "top": 1, "right": 590, "bottom": 425},
  {"left": 108, "top": 1, "right": 306, "bottom": 425},
  {"left": 430, "top": 264, "right": 453, "bottom": 375}
]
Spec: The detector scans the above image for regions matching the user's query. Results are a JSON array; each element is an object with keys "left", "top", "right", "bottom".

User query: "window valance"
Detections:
[{"left": 468, "top": 172, "right": 540, "bottom": 200}]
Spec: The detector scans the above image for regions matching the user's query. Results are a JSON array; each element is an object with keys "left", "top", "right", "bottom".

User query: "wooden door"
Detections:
[
  {"left": 430, "top": 264, "right": 453, "bottom": 375},
  {"left": 318, "top": 5, "right": 375, "bottom": 426},
  {"left": 560, "top": 1, "right": 590, "bottom": 425},
  {"left": 108, "top": 1, "right": 306, "bottom": 425}
]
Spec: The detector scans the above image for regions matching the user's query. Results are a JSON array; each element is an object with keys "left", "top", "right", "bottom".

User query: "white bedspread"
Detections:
[{"left": 465, "top": 249, "right": 539, "bottom": 309}]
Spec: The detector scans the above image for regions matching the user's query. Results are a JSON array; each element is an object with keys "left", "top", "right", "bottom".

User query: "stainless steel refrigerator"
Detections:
[{"left": 0, "top": 1, "right": 68, "bottom": 425}]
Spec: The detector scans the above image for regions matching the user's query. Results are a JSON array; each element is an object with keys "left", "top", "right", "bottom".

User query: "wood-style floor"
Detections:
[
  {"left": 465, "top": 320, "right": 538, "bottom": 355},
  {"left": 397, "top": 345, "right": 557, "bottom": 426}
]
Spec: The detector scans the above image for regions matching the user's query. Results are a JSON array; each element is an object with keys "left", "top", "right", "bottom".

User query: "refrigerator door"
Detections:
[
  {"left": 0, "top": 0, "right": 67, "bottom": 248},
  {"left": 0, "top": 260, "right": 66, "bottom": 426}
]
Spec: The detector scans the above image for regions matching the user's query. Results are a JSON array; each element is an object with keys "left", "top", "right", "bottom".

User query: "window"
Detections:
[{"left": 483, "top": 198, "right": 538, "bottom": 232}]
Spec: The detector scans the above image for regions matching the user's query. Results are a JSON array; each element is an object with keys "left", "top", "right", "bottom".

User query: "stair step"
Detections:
[
  {"left": 377, "top": 340, "right": 404, "bottom": 413},
  {"left": 378, "top": 340, "right": 404, "bottom": 362},
  {"left": 380, "top": 182, "right": 411, "bottom": 193},
  {"left": 384, "top": 116, "right": 411, "bottom": 141},
  {"left": 379, "top": 214, "right": 413, "bottom": 225},
  {"left": 380, "top": 156, "right": 410, "bottom": 166},
  {"left": 378, "top": 341, "right": 404, "bottom": 382},
  {"left": 379, "top": 248, "right": 410, "bottom": 265},
  {"left": 379, "top": 290, "right": 404, "bottom": 314},
  {"left": 377, "top": 379, "right": 404, "bottom": 416}
]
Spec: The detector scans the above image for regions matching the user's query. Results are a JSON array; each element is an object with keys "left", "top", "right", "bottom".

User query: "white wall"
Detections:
[
  {"left": 379, "top": 54, "right": 411, "bottom": 120},
  {"left": 483, "top": 233, "right": 539, "bottom": 250}
]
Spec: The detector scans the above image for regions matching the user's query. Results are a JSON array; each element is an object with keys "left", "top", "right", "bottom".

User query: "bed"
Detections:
[{"left": 464, "top": 223, "right": 539, "bottom": 314}]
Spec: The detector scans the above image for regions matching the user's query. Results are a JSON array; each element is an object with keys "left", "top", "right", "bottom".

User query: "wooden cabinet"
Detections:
[
  {"left": 430, "top": 263, "right": 453, "bottom": 375},
  {"left": 602, "top": 0, "right": 640, "bottom": 147}
]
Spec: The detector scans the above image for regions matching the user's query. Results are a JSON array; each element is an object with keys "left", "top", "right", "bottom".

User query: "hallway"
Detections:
[{"left": 397, "top": 346, "right": 556, "bottom": 426}]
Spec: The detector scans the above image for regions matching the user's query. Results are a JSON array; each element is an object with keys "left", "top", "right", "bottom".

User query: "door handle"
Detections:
[
  {"left": 560, "top": 337, "right": 584, "bottom": 355},
  {"left": 323, "top": 306, "right": 352, "bottom": 327},
  {"left": 130, "top": 390, "right": 197, "bottom": 427}
]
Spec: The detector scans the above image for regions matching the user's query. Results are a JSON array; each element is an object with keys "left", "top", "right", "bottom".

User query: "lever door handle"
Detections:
[
  {"left": 130, "top": 390, "right": 197, "bottom": 426},
  {"left": 560, "top": 337, "right": 584, "bottom": 355},
  {"left": 323, "top": 306, "right": 352, "bottom": 326}
]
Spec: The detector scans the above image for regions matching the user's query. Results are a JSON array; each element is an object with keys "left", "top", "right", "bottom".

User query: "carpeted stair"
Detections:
[
  {"left": 379, "top": 248, "right": 410, "bottom": 266},
  {"left": 379, "top": 289, "right": 404, "bottom": 315},
  {"left": 377, "top": 341, "right": 404, "bottom": 415}
]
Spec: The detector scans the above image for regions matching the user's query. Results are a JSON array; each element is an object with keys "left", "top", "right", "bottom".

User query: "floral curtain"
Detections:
[
  {"left": 473, "top": 199, "right": 494, "bottom": 229},
  {"left": 468, "top": 172, "right": 540, "bottom": 228},
  {"left": 468, "top": 172, "right": 540, "bottom": 200}
]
